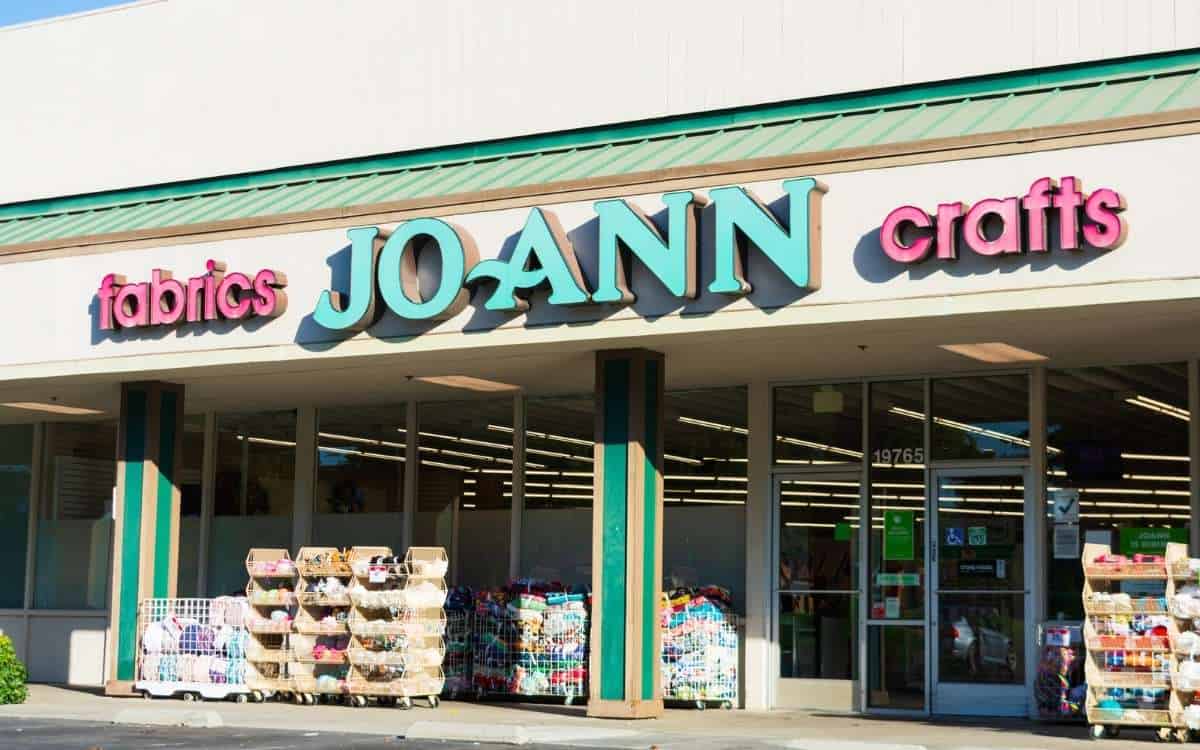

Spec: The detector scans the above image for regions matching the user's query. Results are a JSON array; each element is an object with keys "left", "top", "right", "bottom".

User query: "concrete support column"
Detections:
[
  {"left": 588, "top": 349, "right": 664, "bottom": 719},
  {"left": 106, "top": 381, "right": 185, "bottom": 694}
]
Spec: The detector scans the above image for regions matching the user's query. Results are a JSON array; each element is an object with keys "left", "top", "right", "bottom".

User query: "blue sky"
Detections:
[{"left": 0, "top": 0, "right": 129, "bottom": 28}]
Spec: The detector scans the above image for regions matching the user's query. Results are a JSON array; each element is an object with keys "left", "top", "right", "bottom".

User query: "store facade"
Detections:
[{"left": 2, "top": 48, "right": 1200, "bottom": 718}]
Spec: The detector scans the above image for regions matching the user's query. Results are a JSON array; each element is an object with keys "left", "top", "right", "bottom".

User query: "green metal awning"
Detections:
[{"left": 4, "top": 49, "right": 1200, "bottom": 251}]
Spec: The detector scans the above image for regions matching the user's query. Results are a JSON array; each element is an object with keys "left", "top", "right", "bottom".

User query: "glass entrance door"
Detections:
[
  {"left": 931, "top": 469, "right": 1029, "bottom": 716},
  {"left": 774, "top": 473, "right": 860, "bottom": 710}
]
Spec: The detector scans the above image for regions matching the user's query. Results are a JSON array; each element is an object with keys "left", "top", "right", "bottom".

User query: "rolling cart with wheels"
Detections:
[
  {"left": 135, "top": 597, "right": 253, "bottom": 703},
  {"left": 660, "top": 587, "right": 739, "bottom": 710},
  {"left": 1082, "top": 542, "right": 1189, "bottom": 741}
]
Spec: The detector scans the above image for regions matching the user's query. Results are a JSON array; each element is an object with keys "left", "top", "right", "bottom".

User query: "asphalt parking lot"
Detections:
[{"left": 0, "top": 717, "right": 542, "bottom": 750}]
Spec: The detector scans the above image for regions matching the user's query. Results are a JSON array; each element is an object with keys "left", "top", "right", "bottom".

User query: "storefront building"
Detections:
[{"left": 4, "top": 5, "right": 1200, "bottom": 719}]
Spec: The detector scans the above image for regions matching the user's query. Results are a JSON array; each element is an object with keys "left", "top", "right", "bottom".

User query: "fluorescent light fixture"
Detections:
[
  {"left": 1, "top": 401, "right": 104, "bottom": 416},
  {"left": 1126, "top": 394, "right": 1190, "bottom": 421},
  {"left": 939, "top": 342, "right": 1047, "bottom": 363},
  {"left": 414, "top": 375, "right": 518, "bottom": 393}
]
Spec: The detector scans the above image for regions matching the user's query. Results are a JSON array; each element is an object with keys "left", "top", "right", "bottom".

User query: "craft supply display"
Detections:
[
  {"left": 443, "top": 587, "right": 474, "bottom": 698},
  {"left": 244, "top": 548, "right": 297, "bottom": 702},
  {"left": 346, "top": 546, "right": 449, "bottom": 708},
  {"left": 660, "top": 586, "right": 738, "bottom": 709},
  {"left": 472, "top": 580, "right": 589, "bottom": 704},
  {"left": 290, "top": 547, "right": 354, "bottom": 704},
  {"left": 1082, "top": 541, "right": 1199, "bottom": 742},
  {"left": 135, "top": 597, "right": 253, "bottom": 702}
]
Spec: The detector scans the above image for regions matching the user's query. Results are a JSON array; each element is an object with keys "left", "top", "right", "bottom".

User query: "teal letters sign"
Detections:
[{"left": 313, "top": 179, "right": 827, "bottom": 329}]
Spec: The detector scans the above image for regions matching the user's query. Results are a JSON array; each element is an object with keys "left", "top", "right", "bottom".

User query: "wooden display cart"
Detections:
[
  {"left": 1082, "top": 541, "right": 1192, "bottom": 742},
  {"left": 244, "top": 548, "right": 296, "bottom": 702},
  {"left": 290, "top": 547, "right": 355, "bottom": 704},
  {"left": 346, "top": 546, "right": 448, "bottom": 708}
]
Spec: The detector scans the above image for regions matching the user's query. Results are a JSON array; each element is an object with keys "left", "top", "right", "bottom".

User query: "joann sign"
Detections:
[{"left": 312, "top": 178, "right": 826, "bottom": 329}]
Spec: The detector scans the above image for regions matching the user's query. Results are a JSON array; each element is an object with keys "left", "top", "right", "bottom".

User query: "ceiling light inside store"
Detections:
[
  {"left": 414, "top": 375, "right": 518, "bottom": 392},
  {"left": 938, "top": 342, "right": 1048, "bottom": 363},
  {"left": 1, "top": 401, "right": 104, "bottom": 416},
  {"left": 1126, "top": 394, "right": 1191, "bottom": 421}
]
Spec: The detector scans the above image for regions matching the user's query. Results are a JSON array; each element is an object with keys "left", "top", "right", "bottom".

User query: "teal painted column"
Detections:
[
  {"left": 589, "top": 349, "right": 664, "bottom": 719},
  {"left": 106, "top": 381, "right": 185, "bottom": 694}
]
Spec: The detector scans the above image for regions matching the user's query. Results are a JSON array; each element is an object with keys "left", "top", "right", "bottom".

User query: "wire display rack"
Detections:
[
  {"left": 345, "top": 546, "right": 449, "bottom": 708},
  {"left": 472, "top": 587, "right": 589, "bottom": 705},
  {"left": 660, "top": 590, "right": 738, "bottom": 710},
  {"left": 244, "top": 548, "right": 296, "bottom": 702},
  {"left": 135, "top": 597, "right": 253, "bottom": 702}
]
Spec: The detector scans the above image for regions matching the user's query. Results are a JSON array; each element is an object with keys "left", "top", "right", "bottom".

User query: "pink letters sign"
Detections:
[
  {"left": 879, "top": 177, "right": 1126, "bottom": 264},
  {"left": 97, "top": 260, "right": 288, "bottom": 331}
]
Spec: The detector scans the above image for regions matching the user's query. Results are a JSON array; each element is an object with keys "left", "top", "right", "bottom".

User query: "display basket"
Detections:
[
  {"left": 296, "top": 591, "right": 350, "bottom": 607},
  {"left": 1084, "top": 561, "right": 1168, "bottom": 579},
  {"left": 245, "top": 640, "right": 289, "bottom": 664},
  {"left": 135, "top": 597, "right": 254, "bottom": 703},
  {"left": 245, "top": 549, "right": 297, "bottom": 579},
  {"left": 350, "top": 608, "right": 447, "bottom": 638},
  {"left": 290, "top": 633, "right": 350, "bottom": 665},
  {"left": 247, "top": 589, "right": 296, "bottom": 607},
  {"left": 296, "top": 547, "right": 353, "bottom": 577},
  {"left": 290, "top": 660, "right": 350, "bottom": 696},
  {"left": 406, "top": 547, "right": 450, "bottom": 579},
  {"left": 247, "top": 616, "right": 292, "bottom": 634},
  {"left": 1085, "top": 596, "right": 1168, "bottom": 616},
  {"left": 347, "top": 666, "right": 445, "bottom": 707},
  {"left": 442, "top": 607, "right": 473, "bottom": 698}
]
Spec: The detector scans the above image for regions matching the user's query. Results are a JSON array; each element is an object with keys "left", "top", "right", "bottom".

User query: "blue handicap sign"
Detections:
[{"left": 945, "top": 527, "right": 965, "bottom": 546}]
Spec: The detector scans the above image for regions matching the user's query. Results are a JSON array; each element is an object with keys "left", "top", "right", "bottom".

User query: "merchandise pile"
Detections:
[
  {"left": 139, "top": 596, "right": 251, "bottom": 687},
  {"left": 660, "top": 585, "right": 738, "bottom": 703},
  {"left": 472, "top": 579, "right": 589, "bottom": 700}
]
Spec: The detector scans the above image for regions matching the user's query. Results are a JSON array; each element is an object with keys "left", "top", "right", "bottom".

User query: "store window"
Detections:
[
  {"left": 773, "top": 383, "right": 863, "bottom": 465},
  {"left": 314, "top": 404, "right": 406, "bottom": 554},
  {"left": 773, "top": 382, "right": 862, "bottom": 682},
  {"left": 866, "top": 380, "right": 925, "bottom": 709},
  {"left": 1046, "top": 363, "right": 1190, "bottom": 619},
  {"left": 206, "top": 411, "right": 295, "bottom": 596},
  {"left": 931, "top": 374, "right": 1030, "bottom": 460},
  {"left": 662, "top": 388, "right": 746, "bottom": 610},
  {"left": 35, "top": 420, "right": 116, "bottom": 610},
  {"left": 416, "top": 398, "right": 513, "bottom": 589},
  {"left": 521, "top": 395, "right": 593, "bottom": 586},
  {"left": 175, "top": 415, "right": 205, "bottom": 597},
  {"left": 0, "top": 424, "right": 33, "bottom": 608}
]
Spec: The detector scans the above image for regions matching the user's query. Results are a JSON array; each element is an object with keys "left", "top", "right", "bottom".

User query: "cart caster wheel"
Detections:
[
  {"left": 695, "top": 700, "right": 706, "bottom": 711},
  {"left": 720, "top": 701, "right": 733, "bottom": 710},
  {"left": 1089, "top": 724, "right": 1108, "bottom": 740},
  {"left": 1155, "top": 727, "right": 1172, "bottom": 742},
  {"left": 234, "top": 694, "right": 248, "bottom": 704},
  {"left": 356, "top": 695, "right": 368, "bottom": 708},
  {"left": 251, "top": 691, "right": 264, "bottom": 703},
  {"left": 475, "top": 688, "right": 485, "bottom": 702},
  {"left": 293, "top": 693, "right": 304, "bottom": 705},
  {"left": 306, "top": 694, "right": 316, "bottom": 705},
  {"left": 426, "top": 695, "right": 439, "bottom": 708},
  {"left": 141, "top": 691, "right": 153, "bottom": 701},
  {"left": 397, "top": 697, "right": 412, "bottom": 709},
  {"left": 182, "top": 692, "right": 198, "bottom": 702},
  {"left": 1174, "top": 728, "right": 1190, "bottom": 743},
  {"left": 563, "top": 695, "right": 574, "bottom": 707}
]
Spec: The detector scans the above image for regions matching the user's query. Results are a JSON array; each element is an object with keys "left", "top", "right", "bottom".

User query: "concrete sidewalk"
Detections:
[{"left": 0, "top": 685, "right": 1124, "bottom": 748}]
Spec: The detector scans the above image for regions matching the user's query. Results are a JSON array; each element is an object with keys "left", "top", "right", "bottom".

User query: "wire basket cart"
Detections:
[
  {"left": 660, "top": 609, "right": 738, "bottom": 709},
  {"left": 135, "top": 597, "right": 253, "bottom": 702},
  {"left": 472, "top": 589, "right": 589, "bottom": 705},
  {"left": 442, "top": 595, "right": 473, "bottom": 698}
]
